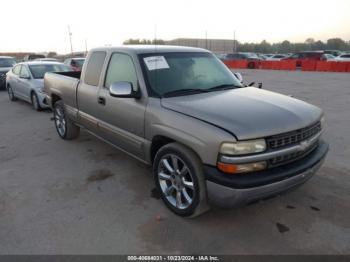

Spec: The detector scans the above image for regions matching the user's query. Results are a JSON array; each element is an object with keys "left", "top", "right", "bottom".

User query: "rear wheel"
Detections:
[
  {"left": 153, "top": 142, "right": 209, "bottom": 217},
  {"left": 53, "top": 100, "right": 80, "bottom": 140},
  {"left": 7, "top": 85, "right": 17, "bottom": 101},
  {"left": 31, "top": 92, "right": 41, "bottom": 111}
]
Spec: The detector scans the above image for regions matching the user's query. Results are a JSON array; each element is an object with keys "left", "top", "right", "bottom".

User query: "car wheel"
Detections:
[
  {"left": 153, "top": 142, "right": 209, "bottom": 217},
  {"left": 7, "top": 85, "right": 17, "bottom": 101},
  {"left": 31, "top": 92, "right": 42, "bottom": 111},
  {"left": 53, "top": 100, "right": 80, "bottom": 140}
]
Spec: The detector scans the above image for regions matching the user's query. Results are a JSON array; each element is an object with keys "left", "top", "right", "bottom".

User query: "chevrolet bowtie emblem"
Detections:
[{"left": 299, "top": 140, "right": 310, "bottom": 151}]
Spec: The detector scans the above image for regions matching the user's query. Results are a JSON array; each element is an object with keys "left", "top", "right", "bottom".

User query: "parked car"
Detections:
[
  {"left": 0, "top": 56, "right": 16, "bottom": 90},
  {"left": 6, "top": 62, "right": 71, "bottom": 111},
  {"left": 34, "top": 58, "right": 59, "bottom": 62},
  {"left": 320, "top": 54, "right": 337, "bottom": 61},
  {"left": 224, "top": 52, "right": 261, "bottom": 68},
  {"left": 283, "top": 51, "right": 324, "bottom": 67},
  {"left": 323, "top": 50, "right": 342, "bottom": 57},
  {"left": 335, "top": 54, "right": 350, "bottom": 61},
  {"left": 266, "top": 54, "right": 289, "bottom": 61},
  {"left": 23, "top": 54, "right": 46, "bottom": 61},
  {"left": 44, "top": 46, "right": 328, "bottom": 217},
  {"left": 64, "top": 57, "right": 85, "bottom": 71}
]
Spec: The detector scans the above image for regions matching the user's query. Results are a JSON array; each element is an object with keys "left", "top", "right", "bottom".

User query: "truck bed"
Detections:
[{"left": 44, "top": 71, "right": 81, "bottom": 109}]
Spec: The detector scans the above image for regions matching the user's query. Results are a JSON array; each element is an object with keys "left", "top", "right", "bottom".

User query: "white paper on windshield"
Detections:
[{"left": 144, "top": 56, "right": 169, "bottom": 71}]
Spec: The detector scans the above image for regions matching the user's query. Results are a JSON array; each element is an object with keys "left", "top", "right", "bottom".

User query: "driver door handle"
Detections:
[{"left": 98, "top": 96, "right": 106, "bottom": 105}]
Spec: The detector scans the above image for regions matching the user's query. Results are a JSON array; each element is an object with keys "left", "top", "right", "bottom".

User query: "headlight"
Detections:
[{"left": 220, "top": 139, "right": 266, "bottom": 155}]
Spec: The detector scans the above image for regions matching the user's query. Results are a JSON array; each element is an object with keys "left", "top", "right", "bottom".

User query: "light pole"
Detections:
[{"left": 68, "top": 26, "right": 73, "bottom": 57}]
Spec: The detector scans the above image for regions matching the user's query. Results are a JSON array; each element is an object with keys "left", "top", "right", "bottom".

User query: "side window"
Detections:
[
  {"left": 20, "top": 66, "right": 30, "bottom": 78},
  {"left": 104, "top": 53, "right": 138, "bottom": 90},
  {"left": 84, "top": 51, "right": 106, "bottom": 86},
  {"left": 13, "top": 65, "right": 21, "bottom": 75}
]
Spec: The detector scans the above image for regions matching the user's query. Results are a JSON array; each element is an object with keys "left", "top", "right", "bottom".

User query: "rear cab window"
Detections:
[{"left": 84, "top": 51, "right": 107, "bottom": 86}]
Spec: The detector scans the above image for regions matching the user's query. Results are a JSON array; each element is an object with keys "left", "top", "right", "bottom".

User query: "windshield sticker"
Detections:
[{"left": 144, "top": 56, "right": 169, "bottom": 70}]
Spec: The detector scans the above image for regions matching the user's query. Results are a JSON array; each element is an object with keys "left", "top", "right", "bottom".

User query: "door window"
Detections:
[
  {"left": 20, "top": 66, "right": 30, "bottom": 78},
  {"left": 12, "top": 65, "right": 21, "bottom": 75},
  {"left": 84, "top": 51, "right": 106, "bottom": 86},
  {"left": 104, "top": 53, "right": 138, "bottom": 90}
]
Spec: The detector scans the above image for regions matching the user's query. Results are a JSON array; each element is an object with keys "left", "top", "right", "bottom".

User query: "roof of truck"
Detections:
[{"left": 90, "top": 45, "right": 210, "bottom": 54}]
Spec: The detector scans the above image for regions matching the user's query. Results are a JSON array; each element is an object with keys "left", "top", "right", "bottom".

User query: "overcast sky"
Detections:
[{"left": 1, "top": 0, "right": 350, "bottom": 54}]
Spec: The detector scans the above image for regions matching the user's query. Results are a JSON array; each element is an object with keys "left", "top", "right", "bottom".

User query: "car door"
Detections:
[
  {"left": 17, "top": 65, "right": 32, "bottom": 101},
  {"left": 77, "top": 51, "right": 107, "bottom": 133},
  {"left": 95, "top": 52, "right": 146, "bottom": 159}
]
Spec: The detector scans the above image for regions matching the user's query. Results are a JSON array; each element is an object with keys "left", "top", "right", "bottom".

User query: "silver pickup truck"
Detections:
[{"left": 44, "top": 46, "right": 328, "bottom": 217}]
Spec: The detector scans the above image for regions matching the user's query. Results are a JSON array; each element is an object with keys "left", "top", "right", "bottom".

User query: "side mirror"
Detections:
[
  {"left": 109, "top": 81, "right": 140, "bottom": 98},
  {"left": 233, "top": 72, "right": 243, "bottom": 83}
]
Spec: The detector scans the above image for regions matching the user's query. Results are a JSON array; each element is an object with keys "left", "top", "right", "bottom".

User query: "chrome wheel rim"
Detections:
[
  {"left": 54, "top": 106, "right": 66, "bottom": 137},
  {"left": 158, "top": 154, "right": 195, "bottom": 210}
]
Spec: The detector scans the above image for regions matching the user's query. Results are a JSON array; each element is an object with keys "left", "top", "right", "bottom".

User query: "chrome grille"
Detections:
[
  {"left": 267, "top": 121, "right": 321, "bottom": 150},
  {"left": 269, "top": 142, "right": 318, "bottom": 167}
]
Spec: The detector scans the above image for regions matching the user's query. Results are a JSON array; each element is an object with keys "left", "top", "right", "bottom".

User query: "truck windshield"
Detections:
[
  {"left": 29, "top": 64, "right": 71, "bottom": 79},
  {"left": 140, "top": 52, "right": 242, "bottom": 97},
  {"left": 0, "top": 58, "right": 16, "bottom": 68}
]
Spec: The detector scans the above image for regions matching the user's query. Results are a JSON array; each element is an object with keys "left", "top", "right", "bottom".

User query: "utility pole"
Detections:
[
  {"left": 233, "top": 30, "right": 236, "bottom": 53},
  {"left": 85, "top": 39, "right": 88, "bottom": 56},
  {"left": 205, "top": 30, "right": 208, "bottom": 49},
  {"left": 68, "top": 26, "right": 73, "bottom": 57}
]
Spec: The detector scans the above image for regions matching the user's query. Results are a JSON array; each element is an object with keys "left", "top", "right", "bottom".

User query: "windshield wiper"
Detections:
[
  {"left": 162, "top": 88, "right": 208, "bottom": 98},
  {"left": 207, "top": 84, "right": 241, "bottom": 91}
]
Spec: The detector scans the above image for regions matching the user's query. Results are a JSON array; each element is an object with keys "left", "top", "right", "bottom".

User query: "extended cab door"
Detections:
[
  {"left": 95, "top": 52, "right": 146, "bottom": 159},
  {"left": 77, "top": 51, "right": 107, "bottom": 133}
]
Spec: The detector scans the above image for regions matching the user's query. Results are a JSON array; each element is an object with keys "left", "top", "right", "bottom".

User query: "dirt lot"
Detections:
[{"left": 0, "top": 70, "right": 349, "bottom": 254}]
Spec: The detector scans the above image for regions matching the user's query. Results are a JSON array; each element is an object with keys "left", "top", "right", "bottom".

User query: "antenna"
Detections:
[{"left": 68, "top": 26, "right": 73, "bottom": 57}]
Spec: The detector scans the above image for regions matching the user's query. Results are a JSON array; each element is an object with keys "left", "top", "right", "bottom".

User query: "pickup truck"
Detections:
[{"left": 44, "top": 46, "right": 328, "bottom": 217}]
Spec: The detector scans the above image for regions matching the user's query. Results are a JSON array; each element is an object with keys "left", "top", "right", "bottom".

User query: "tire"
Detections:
[
  {"left": 53, "top": 100, "right": 80, "bottom": 140},
  {"left": 7, "top": 85, "right": 17, "bottom": 101},
  {"left": 31, "top": 92, "right": 42, "bottom": 111},
  {"left": 153, "top": 142, "right": 209, "bottom": 217}
]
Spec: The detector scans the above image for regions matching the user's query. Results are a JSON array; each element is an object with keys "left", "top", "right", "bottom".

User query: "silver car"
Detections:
[{"left": 6, "top": 61, "right": 71, "bottom": 110}]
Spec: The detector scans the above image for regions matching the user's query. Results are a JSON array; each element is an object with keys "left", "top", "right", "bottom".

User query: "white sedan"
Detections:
[
  {"left": 6, "top": 61, "right": 71, "bottom": 111},
  {"left": 336, "top": 54, "right": 350, "bottom": 61}
]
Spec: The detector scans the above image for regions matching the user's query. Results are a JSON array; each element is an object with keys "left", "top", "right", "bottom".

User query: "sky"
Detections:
[{"left": 1, "top": 0, "right": 350, "bottom": 54}]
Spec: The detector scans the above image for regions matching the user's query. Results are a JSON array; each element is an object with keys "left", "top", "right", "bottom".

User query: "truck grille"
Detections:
[
  {"left": 267, "top": 121, "right": 321, "bottom": 150},
  {"left": 269, "top": 141, "right": 318, "bottom": 167}
]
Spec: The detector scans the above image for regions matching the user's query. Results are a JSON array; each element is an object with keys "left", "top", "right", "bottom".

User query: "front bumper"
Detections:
[
  {"left": 37, "top": 92, "right": 50, "bottom": 109},
  {"left": 205, "top": 140, "right": 328, "bottom": 208}
]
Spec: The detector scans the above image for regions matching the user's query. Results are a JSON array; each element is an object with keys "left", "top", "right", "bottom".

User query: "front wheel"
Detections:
[
  {"left": 7, "top": 85, "right": 17, "bottom": 101},
  {"left": 53, "top": 100, "right": 80, "bottom": 140},
  {"left": 153, "top": 142, "right": 209, "bottom": 217},
  {"left": 31, "top": 92, "right": 42, "bottom": 111}
]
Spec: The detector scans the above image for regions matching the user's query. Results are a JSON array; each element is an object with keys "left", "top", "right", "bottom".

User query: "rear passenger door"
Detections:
[
  {"left": 95, "top": 52, "right": 146, "bottom": 159},
  {"left": 77, "top": 51, "right": 107, "bottom": 133}
]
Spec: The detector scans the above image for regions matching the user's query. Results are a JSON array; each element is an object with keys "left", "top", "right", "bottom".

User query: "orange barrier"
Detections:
[
  {"left": 301, "top": 60, "right": 317, "bottom": 71},
  {"left": 224, "top": 60, "right": 248, "bottom": 69},
  {"left": 316, "top": 61, "right": 331, "bottom": 72},
  {"left": 329, "top": 62, "right": 348, "bottom": 72},
  {"left": 225, "top": 59, "right": 350, "bottom": 73}
]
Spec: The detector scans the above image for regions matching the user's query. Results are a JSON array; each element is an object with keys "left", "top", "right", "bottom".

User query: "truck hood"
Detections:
[{"left": 161, "top": 87, "right": 322, "bottom": 140}]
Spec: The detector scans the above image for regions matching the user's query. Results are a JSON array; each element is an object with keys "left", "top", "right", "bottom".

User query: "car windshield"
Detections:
[
  {"left": 140, "top": 52, "right": 242, "bottom": 97},
  {"left": 29, "top": 64, "right": 71, "bottom": 79},
  {"left": 0, "top": 58, "right": 16, "bottom": 68},
  {"left": 245, "top": 53, "right": 259, "bottom": 58}
]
